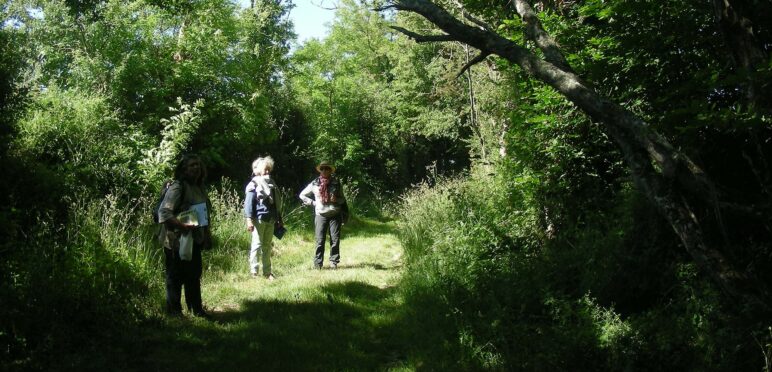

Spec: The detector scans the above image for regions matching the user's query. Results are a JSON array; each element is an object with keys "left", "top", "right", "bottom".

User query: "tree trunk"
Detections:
[{"left": 712, "top": 0, "right": 767, "bottom": 108}]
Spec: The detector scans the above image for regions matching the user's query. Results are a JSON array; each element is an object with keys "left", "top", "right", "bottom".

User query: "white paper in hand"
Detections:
[
  {"left": 189, "top": 203, "right": 209, "bottom": 227},
  {"left": 179, "top": 231, "right": 193, "bottom": 260},
  {"left": 177, "top": 209, "right": 199, "bottom": 227}
]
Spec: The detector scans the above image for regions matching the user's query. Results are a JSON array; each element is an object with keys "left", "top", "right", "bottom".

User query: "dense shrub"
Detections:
[
  {"left": 13, "top": 87, "right": 151, "bottom": 196},
  {"left": 1, "top": 194, "right": 158, "bottom": 369},
  {"left": 0, "top": 178, "right": 263, "bottom": 369},
  {"left": 397, "top": 168, "right": 765, "bottom": 371}
]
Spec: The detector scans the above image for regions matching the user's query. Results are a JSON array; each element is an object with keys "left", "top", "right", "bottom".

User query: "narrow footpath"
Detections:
[{"left": 134, "top": 218, "right": 409, "bottom": 371}]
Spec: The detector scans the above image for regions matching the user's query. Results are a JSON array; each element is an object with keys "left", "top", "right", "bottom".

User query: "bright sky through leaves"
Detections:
[{"left": 237, "top": 0, "right": 335, "bottom": 43}]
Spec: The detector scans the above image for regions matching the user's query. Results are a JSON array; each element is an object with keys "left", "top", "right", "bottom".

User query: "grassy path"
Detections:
[{"left": 133, "top": 218, "right": 412, "bottom": 371}]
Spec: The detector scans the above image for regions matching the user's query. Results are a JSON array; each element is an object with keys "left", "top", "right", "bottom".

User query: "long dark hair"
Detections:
[{"left": 173, "top": 154, "right": 207, "bottom": 186}]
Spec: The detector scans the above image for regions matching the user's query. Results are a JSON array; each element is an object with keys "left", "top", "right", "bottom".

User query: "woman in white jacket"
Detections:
[{"left": 299, "top": 161, "right": 347, "bottom": 269}]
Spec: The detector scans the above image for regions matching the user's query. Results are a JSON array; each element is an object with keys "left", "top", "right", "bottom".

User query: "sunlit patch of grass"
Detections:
[
  {"left": 203, "top": 218, "right": 403, "bottom": 312},
  {"left": 123, "top": 217, "right": 416, "bottom": 371}
]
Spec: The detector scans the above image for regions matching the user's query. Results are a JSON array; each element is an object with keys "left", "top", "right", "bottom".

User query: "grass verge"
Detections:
[{"left": 116, "top": 217, "right": 415, "bottom": 371}]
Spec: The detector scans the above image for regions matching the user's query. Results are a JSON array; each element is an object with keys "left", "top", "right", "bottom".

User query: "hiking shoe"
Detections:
[
  {"left": 313, "top": 264, "right": 322, "bottom": 270},
  {"left": 266, "top": 274, "right": 276, "bottom": 281},
  {"left": 251, "top": 272, "right": 258, "bottom": 277},
  {"left": 330, "top": 263, "right": 338, "bottom": 270}
]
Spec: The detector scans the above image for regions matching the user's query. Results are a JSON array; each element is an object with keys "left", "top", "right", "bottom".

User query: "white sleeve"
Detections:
[{"left": 299, "top": 182, "right": 315, "bottom": 204}]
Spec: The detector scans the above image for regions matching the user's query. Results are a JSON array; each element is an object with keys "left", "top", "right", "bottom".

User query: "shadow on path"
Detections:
[{"left": 131, "top": 281, "right": 410, "bottom": 371}]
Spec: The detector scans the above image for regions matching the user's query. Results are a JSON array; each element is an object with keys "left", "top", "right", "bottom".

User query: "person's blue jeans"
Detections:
[{"left": 314, "top": 214, "right": 341, "bottom": 267}]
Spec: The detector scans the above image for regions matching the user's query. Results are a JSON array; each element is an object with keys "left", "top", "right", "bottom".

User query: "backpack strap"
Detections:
[
  {"left": 250, "top": 179, "right": 274, "bottom": 204},
  {"left": 202, "top": 183, "right": 212, "bottom": 225}
]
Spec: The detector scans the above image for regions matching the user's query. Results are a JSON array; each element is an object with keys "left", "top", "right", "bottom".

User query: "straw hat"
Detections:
[{"left": 315, "top": 161, "right": 336, "bottom": 173}]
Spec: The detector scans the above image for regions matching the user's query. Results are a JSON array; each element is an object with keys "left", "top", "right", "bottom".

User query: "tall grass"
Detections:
[
  {"left": 205, "top": 178, "right": 248, "bottom": 278},
  {"left": 1, "top": 177, "right": 284, "bottom": 369},
  {"left": 1, "top": 172, "right": 418, "bottom": 370},
  {"left": 395, "top": 168, "right": 758, "bottom": 370},
  {"left": 4, "top": 169, "right": 761, "bottom": 370},
  {"left": 397, "top": 172, "right": 546, "bottom": 369},
  {"left": 1, "top": 189, "right": 165, "bottom": 369},
  {"left": 205, "top": 179, "right": 313, "bottom": 279}
]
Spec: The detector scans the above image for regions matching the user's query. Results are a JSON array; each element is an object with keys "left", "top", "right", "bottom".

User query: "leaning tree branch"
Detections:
[
  {"left": 451, "top": 0, "right": 495, "bottom": 31},
  {"left": 511, "top": 0, "right": 573, "bottom": 72},
  {"left": 464, "top": 12, "right": 494, "bottom": 31},
  {"left": 389, "top": 26, "right": 456, "bottom": 42},
  {"left": 456, "top": 51, "right": 490, "bottom": 78},
  {"left": 385, "top": 0, "right": 765, "bottom": 307}
]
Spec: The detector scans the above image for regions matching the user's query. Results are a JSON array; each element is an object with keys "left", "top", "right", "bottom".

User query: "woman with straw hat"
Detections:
[{"left": 299, "top": 161, "right": 347, "bottom": 269}]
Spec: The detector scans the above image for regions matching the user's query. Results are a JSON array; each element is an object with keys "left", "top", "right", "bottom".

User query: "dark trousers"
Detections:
[
  {"left": 314, "top": 214, "right": 341, "bottom": 266},
  {"left": 164, "top": 244, "right": 203, "bottom": 314}
]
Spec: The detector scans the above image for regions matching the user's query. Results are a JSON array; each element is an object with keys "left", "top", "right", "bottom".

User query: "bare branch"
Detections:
[
  {"left": 374, "top": 4, "right": 398, "bottom": 12},
  {"left": 451, "top": 0, "right": 494, "bottom": 31},
  {"left": 456, "top": 51, "right": 490, "bottom": 78},
  {"left": 311, "top": 0, "right": 339, "bottom": 11},
  {"left": 390, "top": 26, "right": 455, "bottom": 42}
]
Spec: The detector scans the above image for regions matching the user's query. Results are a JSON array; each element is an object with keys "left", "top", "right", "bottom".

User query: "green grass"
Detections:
[{"left": 119, "top": 218, "right": 414, "bottom": 371}]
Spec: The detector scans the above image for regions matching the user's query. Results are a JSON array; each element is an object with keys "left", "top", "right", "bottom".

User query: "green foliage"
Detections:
[
  {"left": 389, "top": 0, "right": 772, "bottom": 368},
  {"left": 0, "top": 192, "right": 160, "bottom": 369},
  {"left": 7, "top": 0, "right": 295, "bottom": 181},
  {"left": 0, "top": 175, "right": 301, "bottom": 369},
  {"left": 398, "top": 172, "right": 540, "bottom": 369},
  {"left": 13, "top": 87, "right": 150, "bottom": 194},
  {"left": 288, "top": 0, "right": 475, "bottom": 193},
  {"left": 0, "top": 23, "right": 32, "bottom": 245},
  {"left": 397, "top": 170, "right": 762, "bottom": 370},
  {"left": 0, "top": 25, "right": 27, "bottom": 150},
  {"left": 2, "top": 0, "right": 771, "bottom": 369},
  {"left": 139, "top": 98, "right": 204, "bottom": 185},
  {"left": 1, "top": 0, "right": 299, "bottom": 367}
]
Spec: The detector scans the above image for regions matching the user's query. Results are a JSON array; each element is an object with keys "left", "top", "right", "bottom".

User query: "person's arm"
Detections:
[
  {"left": 336, "top": 180, "right": 346, "bottom": 205},
  {"left": 159, "top": 182, "right": 195, "bottom": 232},
  {"left": 299, "top": 182, "right": 315, "bottom": 206},
  {"left": 244, "top": 183, "right": 256, "bottom": 232},
  {"left": 273, "top": 181, "right": 283, "bottom": 225}
]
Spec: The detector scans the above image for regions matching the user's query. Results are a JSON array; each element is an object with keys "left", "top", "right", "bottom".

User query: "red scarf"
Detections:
[{"left": 319, "top": 176, "right": 335, "bottom": 204}]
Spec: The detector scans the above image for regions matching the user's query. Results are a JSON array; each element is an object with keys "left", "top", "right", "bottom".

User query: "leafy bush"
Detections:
[
  {"left": 139, "top": 98, "right": 205, "bottom": 186},
  {"left": 13, "top": 87, "right": 151, "bottom": 195},
  {"left": 396, "top": 167, "right": 764, "bottom": 370}
]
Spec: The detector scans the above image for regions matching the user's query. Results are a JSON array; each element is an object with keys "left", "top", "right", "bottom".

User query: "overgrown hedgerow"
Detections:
[
  {"left": 0, "top": 180, "right": 255, "bottom": 370},
  {"left": 396, "top": 166, "right": 761, "bottom": 371}
]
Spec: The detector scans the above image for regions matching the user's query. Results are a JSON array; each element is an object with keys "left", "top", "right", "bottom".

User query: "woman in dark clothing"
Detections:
[{"left": 158, "top": 154, "right": 213, "bottom": 319}]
